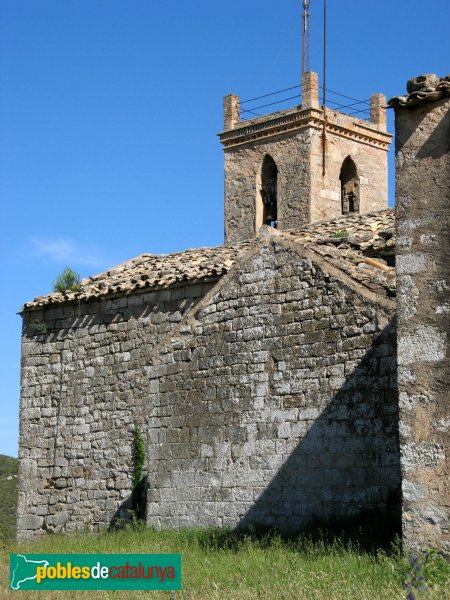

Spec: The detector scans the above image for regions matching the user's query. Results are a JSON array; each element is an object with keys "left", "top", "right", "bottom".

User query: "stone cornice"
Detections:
[{"left": 218, "top": 107, "right": 392, "bottom": 151}]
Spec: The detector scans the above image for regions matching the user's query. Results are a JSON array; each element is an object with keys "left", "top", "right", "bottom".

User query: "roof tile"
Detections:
[{"left": 22, "top": 208, "right": 396, "bottom": 310}]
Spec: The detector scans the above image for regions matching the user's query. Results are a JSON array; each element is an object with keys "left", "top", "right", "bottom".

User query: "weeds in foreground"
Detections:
[
  {"left": 403, "top": 549, "right": 449, "bottom": 600},
  {"left": 1, "top": 527, "right": 449, "bottom": 599},
  {"left": 404, "top": 552, "right": 429, "bottom": 599}
]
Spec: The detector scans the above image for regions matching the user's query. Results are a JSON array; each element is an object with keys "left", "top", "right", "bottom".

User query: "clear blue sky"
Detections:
[{"left": 1, "top": 0, "right": 449, "bottom": 457}]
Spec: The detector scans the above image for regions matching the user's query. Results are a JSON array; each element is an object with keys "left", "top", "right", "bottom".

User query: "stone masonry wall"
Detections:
[
  {"left": 18, "top": 282, "right": 215, "bottom": 541},
  {"left": 146, "top": 237, "right": 400, "bottom": 531},
  {"left": 395, "top": 94, "right": 450, "bottom": 552},
  {"left": 224, "top": 130, "right": 312, "bottom": 244}
]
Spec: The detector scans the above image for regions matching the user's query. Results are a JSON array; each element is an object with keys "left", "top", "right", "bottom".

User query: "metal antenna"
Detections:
[{"left": 302, "top": 0, "right": 311, "bottom": 78}]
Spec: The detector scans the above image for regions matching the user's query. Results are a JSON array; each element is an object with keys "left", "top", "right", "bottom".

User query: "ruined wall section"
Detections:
[
  {"left": 224, "top": 130, "right": 312, "bottom": 244},
  {"left": 17, "top": 282, "right": 215, "bottom": 541},
  {"left": 394, "top": 93, "right": 450, "bottom": 552},
  {"left": 146, "top": 239, "right": 400, "bottom": 531}
]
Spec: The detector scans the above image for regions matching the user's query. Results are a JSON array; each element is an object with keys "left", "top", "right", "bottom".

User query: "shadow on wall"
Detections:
[
  {"left": 417, "top": 105, "right": 450, "bottom": 159},
  {"left": 109, "top": 477, "right": 148, "bottom": 531},
  {"left": 395, "top": 100, "right": 450, "bottom": 156},
  {"left": 238, "top": 319, "right": 401, "bottom": 548},
  {"left": 23, "top": 301, "right": 182, "bottom": 343}
]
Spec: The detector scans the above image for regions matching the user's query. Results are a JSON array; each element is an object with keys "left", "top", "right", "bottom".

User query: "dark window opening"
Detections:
[
  {"left": 261, "top": 155, "right": 278, "bottom": 228},
  {"left": 340, "top": 156, "right": 360, "bottom": 215}
]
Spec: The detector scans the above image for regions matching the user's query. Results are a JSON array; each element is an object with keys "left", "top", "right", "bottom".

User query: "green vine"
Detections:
[{"left": 132, "top": 421, "right": 145, "bottom": 490}]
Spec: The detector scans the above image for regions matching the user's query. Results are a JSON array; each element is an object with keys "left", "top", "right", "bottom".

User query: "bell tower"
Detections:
[
  {"left": 219, "top": 4, "right": 391, "bottom": 244},
  {"left": 219, "top": 71, "right": 391, "bottom": 244}
]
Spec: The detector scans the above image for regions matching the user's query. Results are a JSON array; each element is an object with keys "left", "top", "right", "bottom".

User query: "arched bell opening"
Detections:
[
  {"left": 340, "top": 156, "right": 360, "bottom": 215},
  {"left": 260, "top": 155, "right": 278, "bottom": 228}
]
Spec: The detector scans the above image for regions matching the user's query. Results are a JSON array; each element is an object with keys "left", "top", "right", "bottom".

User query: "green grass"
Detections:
[
  {"left": 0, "top": 455, "right": 18, "bottom": 544},
  {"left": 1, "top": 468, "right": 448, "bottom": 599},
  {"left": 1, "top": 526, "right": 449, "bottom": 599}
]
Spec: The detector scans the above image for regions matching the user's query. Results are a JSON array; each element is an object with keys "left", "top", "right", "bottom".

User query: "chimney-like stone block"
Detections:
[
  {"left": 302, "top": 71, "right": 319, "bottom": 109},
  {"left": 370, "top": 93, "right": 387, "bottom": 131},
  {"left": 224, "top": 94, "right": 240, "bottom": 130}
]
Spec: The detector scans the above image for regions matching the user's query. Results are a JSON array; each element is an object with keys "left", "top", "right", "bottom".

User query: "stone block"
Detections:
[{"left": 20, "top": 514, "right": 44, "bottom": 530}]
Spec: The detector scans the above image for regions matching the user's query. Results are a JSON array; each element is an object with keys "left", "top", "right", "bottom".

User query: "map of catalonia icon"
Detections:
[{"left": 10, "top": 555, "right": 50, "bottom": 590}]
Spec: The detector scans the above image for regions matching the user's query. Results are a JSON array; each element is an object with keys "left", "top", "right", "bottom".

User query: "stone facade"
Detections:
[
  {"left": 391, "top": 75, "right": 450, "bottom": 553},
  {"left": 220, "top": 72, "right": 391, "bottom": 244},
  {"left": 17, "top": 73, "right": 450, "bottom": 554},
  {"left": 17, "top": 283, "right": 215, "bottom": 540},
  {"left": 146, "top": 235, "right": 399, "bottom": 530},
  {"left": 18, "top": 211, "right": 398, "bottom": 541}
]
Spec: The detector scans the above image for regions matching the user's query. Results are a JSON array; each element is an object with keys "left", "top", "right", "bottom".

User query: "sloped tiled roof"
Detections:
[
  {"left": 22, "top": 209, "right": 395, "bottom": 310},
  {"left": 284, "top": 209, "right": 396, "bottom": 299},
  {"left": 22, "top": 242, "right": 253, "bottom": 310}
]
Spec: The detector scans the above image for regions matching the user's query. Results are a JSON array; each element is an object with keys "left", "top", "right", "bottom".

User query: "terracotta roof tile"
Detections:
[
  {"left": 23, "top": 242, "right": 253, "bottom": 310},
  {"left": 22, "top": 208, "right": 396, "bottom": 310},
  {"left": 284, "top": 208, "right": 396, "bottom": 299}
]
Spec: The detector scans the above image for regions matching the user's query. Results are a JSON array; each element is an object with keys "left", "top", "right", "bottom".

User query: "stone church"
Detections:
[{"left": 17, "top": 71, "right": 449, "bottom": 553}]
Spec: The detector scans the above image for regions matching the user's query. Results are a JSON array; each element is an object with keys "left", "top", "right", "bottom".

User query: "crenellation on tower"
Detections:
[
  {"left": 370, "top": 93, "right": 387, "bottom": 131},
  {"left": 301, "top": 71, "right": 319, "bottom": 109},
  {"left": 223, "top": 94, "right": 240, "bottom": 130}
]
